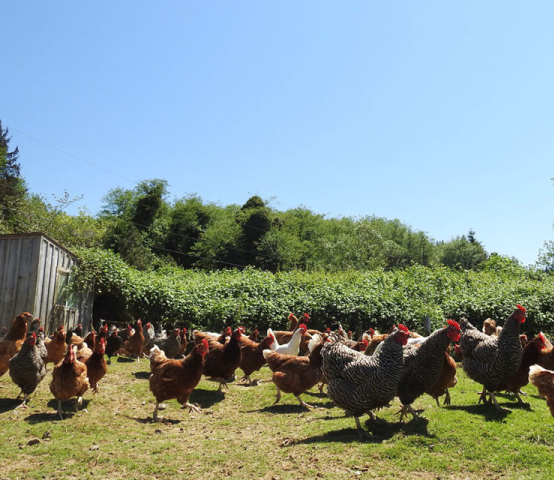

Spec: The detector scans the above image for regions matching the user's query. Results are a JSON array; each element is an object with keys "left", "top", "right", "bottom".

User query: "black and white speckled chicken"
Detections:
[
  {"left": 36, "top": 328, "right": 49, "bottom": 362},
  {"left": 158, "top": 328, "right": 182, "bottom": 359},
  {"left": 459, "top": 305, "right": 526, "bottom": 409},
  {"left": 9, "top": 333, "right": 47, "bottom": 409},
  {"left": 322, "top": 324, "right": 410, "bottom": 437},
  {"left": 396, "top": 320, "right": 461, "bottom": 421}
]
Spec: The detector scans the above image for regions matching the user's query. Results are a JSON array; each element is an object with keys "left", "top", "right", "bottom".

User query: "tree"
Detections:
[
  {"left": 0, "top": 121, "right": 26, "bottom": 230},
  {"left": 536, "top": 241, "right": 554, "bottom": 272},
  {"left": 438, "top": 230, "right": 488, "bottom": 270},
  {"left": 164, "top": 195, "right": 213, "bottom": 267},
  {"left": 235, "top": 196, "right": 273, "bottom": 267},
  {"left": 100, "top": 179, "right": 169, "bottom": 270}
]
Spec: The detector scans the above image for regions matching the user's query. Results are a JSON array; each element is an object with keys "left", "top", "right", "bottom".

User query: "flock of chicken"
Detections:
[{"left": 0, "top": 306, "right": 553, "bottom": 436}]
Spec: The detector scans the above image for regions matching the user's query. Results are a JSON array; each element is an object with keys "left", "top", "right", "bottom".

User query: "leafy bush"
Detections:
[{"left": 72, "top": 248, "right": 554, "bottom": 334}]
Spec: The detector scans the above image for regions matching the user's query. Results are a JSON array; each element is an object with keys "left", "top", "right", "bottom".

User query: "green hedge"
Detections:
[{"left": 72, "top": 248, "right": 554, "bottom": 334}]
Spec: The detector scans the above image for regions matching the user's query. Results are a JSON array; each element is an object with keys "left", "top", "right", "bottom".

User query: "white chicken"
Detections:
[{"left": 267, "top": 324, "right": 307, "bottom": 356}]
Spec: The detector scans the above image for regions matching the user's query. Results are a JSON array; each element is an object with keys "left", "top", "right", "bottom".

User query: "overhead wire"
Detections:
[{"left": 8, "top": 126, "right": 288, "bottom": 239}]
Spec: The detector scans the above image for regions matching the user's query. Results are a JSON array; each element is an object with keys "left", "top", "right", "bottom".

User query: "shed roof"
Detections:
[{"left": 0, "top": 232, "right": 77, "bottom": 258}]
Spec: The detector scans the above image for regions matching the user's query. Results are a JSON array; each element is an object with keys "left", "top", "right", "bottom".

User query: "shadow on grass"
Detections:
[
  {"left": 253, "top": 401, "right": 336, "bottom": 414},
  {"left": 24, "top": 399, "right": 92, "bottom": 423},
  {"left": 295, "top": 416, "right": 433, "bottom": 444},
  {"left": 444, "top": 403, "right": 515, "bottom": 420},
  {"left": 133, "top": 371, "right": 151, "bottom": 380},
  {"left": 189, "top": 388, "right": 226, "bottom": 408},
  {"left": 116, "top": 356, "right": 136, "bottom": 363},
  {"left": 131, "top": 414, "right": 181, "bottom": 425},
  {"left": 303, "top": 390, "right": 328, "bottom": 398},
  {"left": 0, "top": 398, "right": 21, "bottom": 413}
]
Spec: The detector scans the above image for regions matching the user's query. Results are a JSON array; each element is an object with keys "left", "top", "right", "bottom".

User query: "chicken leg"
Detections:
[
  {"left": 273, "top": 387, "right": 281, "bottom": 405},
  {"left": 295, "top": 394, "right": 314, "bottom": 409},
  {"left": 354, "top": 416, "right": 370, "bottom": 439}
]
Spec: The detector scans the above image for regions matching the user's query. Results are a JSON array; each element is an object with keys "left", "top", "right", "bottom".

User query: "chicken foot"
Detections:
[
  {"left": 183, "top": 402, "right": 201, "bottom": 414},
  {"left": 479, "top": 388, "right": 509, "bottom": 411},
  {"left": 295, "top": 394, "right": 314, "bottom": 409},
  {"left": 14, "top": 394, "right": 29, "bottom": 410},
  {"left": 396, "top": 404, "right": 419, "bottom": 422}
]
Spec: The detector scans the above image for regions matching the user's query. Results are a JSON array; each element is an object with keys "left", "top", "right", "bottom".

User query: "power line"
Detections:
[
  {"left": 9, "top": 126, "right": 281, "bottom": 237},
  {"left": 10, "top": 127, "right": 136, "bottom": 184}
]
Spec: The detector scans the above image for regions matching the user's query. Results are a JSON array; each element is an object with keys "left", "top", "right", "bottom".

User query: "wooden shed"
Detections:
[{"left": 0, "top": 232, "right": 93, "bottom": 335}]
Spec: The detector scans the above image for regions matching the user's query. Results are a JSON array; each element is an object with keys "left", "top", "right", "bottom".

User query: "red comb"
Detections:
[
  {"left": 298, "top": 323, "right": 307, "bottom": 331},
  {"left": 398, "top": 324, "right": 409, "bottom": 333},
  {"left": 303, "top": 313, "right": 310, "bottom": 320},
  {"left": 288, "top": 312, "right": 295, "bottom": 320},
  {"left": 369, "top": 328, "right": 375, "bottom": 335},
  {"left": 326, "top": 327, "right": 331, "bottom": 333},
  {"left": 516, "top": 304, "right": 526, "bottom": 312},
  {"left": 202, "top": 339, "right": 209, "bottom": 349},
  {"left": 447, "top": 319, "right": 460, "bottom": 330},
  {"left": 362, "top": 339, "right": 369, "bottom": 347},
  {"left": 539, "top": 332, "right": 546, "bottom": 342}
]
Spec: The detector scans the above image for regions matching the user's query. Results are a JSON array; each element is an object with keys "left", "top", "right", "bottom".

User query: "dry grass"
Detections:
[{"left": 0, "top": 355, "right": 553, "bottom": 480}]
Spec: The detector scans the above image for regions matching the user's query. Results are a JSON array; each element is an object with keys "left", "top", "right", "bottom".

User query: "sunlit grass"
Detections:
[{"left": 0, "top": 356, "right": 552, "bottom": 479}]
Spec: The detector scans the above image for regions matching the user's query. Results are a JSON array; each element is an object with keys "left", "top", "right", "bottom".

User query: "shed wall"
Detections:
[
  {"left": 0, "top": 235, "right": 41, "bottom": 330},
  {"left": 0, "top": 234, "right": 93, "bottom": 335}
]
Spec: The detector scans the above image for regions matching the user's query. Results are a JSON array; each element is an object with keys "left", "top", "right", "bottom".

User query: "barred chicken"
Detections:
[
  {"left": 36, "top": 328, "right": 49, "bottom": 362},
  {"left": 397, "top": 320, "right": 461, "bottom": 421},
  {"left": 322, "top": 325, "right": 410, "bottom": 437},
  {"left": 142, "top": 322, "right": 156, "bottom": 354},
  {"left": 9, "top": 333, "right": 47, "bottom": 409},
  {"left": 497, "top": 333, "right": 547, "bottom": 403},
  {"left": 159, "top": 328, "right": 182, "bottom": 358},
  {"left": 459, "top": 305, "right": 526, "bottom": 409}
]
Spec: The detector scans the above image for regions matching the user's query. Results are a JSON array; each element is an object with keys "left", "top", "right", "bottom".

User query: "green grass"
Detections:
[{"left": 0, "top": 357, "right": 553, "bottom": 480}]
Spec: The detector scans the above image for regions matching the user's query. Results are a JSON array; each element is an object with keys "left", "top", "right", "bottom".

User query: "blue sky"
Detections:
[{"left": 3, "top": 1, "right": 553, "bottom": 265}]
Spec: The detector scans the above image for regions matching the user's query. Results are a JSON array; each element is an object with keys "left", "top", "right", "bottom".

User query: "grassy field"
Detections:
[{"left": 0, "top": 355, "right": 553, "bottom": 480}]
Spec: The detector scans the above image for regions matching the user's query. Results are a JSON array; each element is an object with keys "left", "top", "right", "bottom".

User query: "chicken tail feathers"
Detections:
[{"left": 308, "top": 333, "right": 323, "bottom": 353}]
